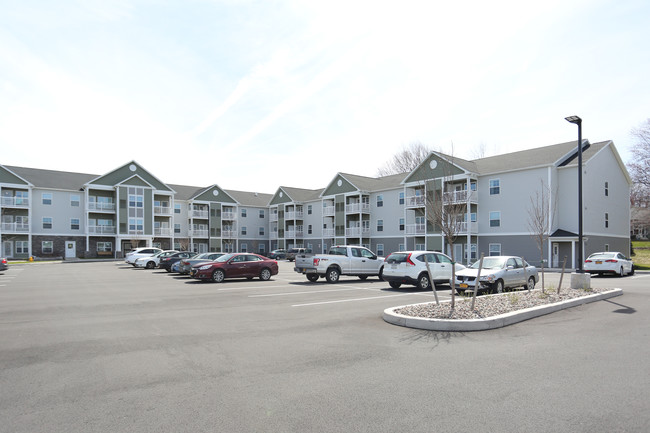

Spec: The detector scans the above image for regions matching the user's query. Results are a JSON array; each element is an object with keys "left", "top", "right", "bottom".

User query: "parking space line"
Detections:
[
  {"left": 292, "top": 292, "right": 435, "bottom": 307},
  {"left": 249, "top": 287, "right": 363, "bottom": 297},
  {"left": 217, "top": 284, "right": 291, "bottom": 292}
]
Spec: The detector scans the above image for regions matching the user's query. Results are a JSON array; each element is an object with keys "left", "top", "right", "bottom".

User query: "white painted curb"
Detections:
[{"left": 383, "top": 289, "right": 623, "bottom": 332}]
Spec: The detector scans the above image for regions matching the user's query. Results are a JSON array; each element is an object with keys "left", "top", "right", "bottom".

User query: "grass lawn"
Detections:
[{"left": 632, "top": 241, "right": 650, "bottom": 270}]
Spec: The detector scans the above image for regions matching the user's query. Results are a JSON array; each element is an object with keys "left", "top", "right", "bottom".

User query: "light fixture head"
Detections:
[{"left": 565, "top": 115, "right": 582, "bottom": 124}]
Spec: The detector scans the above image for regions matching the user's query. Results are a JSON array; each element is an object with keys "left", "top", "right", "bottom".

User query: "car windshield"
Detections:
[
  {"left": 215, "top": 253, "right": 236, "bottom": 263},
  {"left": 470, "top": 257, "right": 506, "bottom": 269},
  {"left": 588, "top": 253, "right": 615, "bottom": 260}
]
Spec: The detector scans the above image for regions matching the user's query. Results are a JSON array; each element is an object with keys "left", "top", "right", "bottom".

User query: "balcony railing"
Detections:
[
  {"left": 189, "top": 229, "right": 209, "bottom": 238},
  {"left": 88, "top": 225, "right": 116, "bottom": 235},
  {"left": 405, "top": 223, "right": 426, "bottom": 235},
  {"left": 222, "top": 229, "right": 237, "bottom": 238},
  {"left": 345, "top": 227, "right": 370, "bottom": 237},
  {"left": 88, "top": 202, "right": 116, "bottom": 212},
  {"left": 323, "top": 228, "right": 335, "bottom": 238},
  {"left": 443, "top": 190, "right": 477, "bottom": 204},
  {"left": 191, "top": 210, "right": 209, "bottom": 219},
  {"left": 345, "top": 203, "right": 370, "bottom": 213},
  {"left": 222, "top": 211, "right": 236, "bottom": 220},
  {"left": 285, "top": 211, "right": 304, "bottom": 220},
  {"left": 1, "top": 222, "right": 30, "bottom": 233},
  {"left": 155, "top": 206, "right": 173, "bottom": 216},
  {"left": 154, "top": 228, "right": 173, "bottom": 237},
  {"left": 457, "top": 221, "right": 479, "bottom": 234},
  {"left": 406, "top": 195, "right": 425, "bottom": 208},
  {"left": 286, "top": 229, "right": 304, "bottom": 238},
  {"left": 323, "top": 206, "right": 335, "bottom": 217},
  {"left": 1, "top": 197, "right": 30, "bottom": 207}
]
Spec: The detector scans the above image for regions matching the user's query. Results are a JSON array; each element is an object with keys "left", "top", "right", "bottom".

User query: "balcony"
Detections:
[
  {"left": 323, "top": 228, "right": 335, "bottom": 238},
  {"left": 345, "top": 203, "right": 370, "bottom": 214},
  {"left": 222, "top": 229, "right": 237, "bottom": 238},
  {"left": 323, "top": 206, "right": 335, "bottom": 217},
  {"left": 405, "top": 195, "right": 425, "bottom": 208},
  {"left": 285, "top": 211, "right": 304, "bottom": 220},
  {"left": 1, "top": 196, "right": 30, "bottom": 208},
  {"left": 88, "top": 202, "right": 116, "bottom": 212},
  {"left": 88, "top": 225, "right": 116, "bottom": 235},
  {"left": 345, "top": 227, "right": 370, "bottom": 237},
  {"left": 189, "top": 229, "right": 209, "bottom": 238},
  {"left": 286, "top": 228, "right": 304, "bottom": 238},
  {"left": 154, "top": 228, "right": 173, "bottom": 237},
  {"left": 405, "top": 224, "right": 426, "bottom": 235},
  {"left": 191, "top": 210, "right": 209, "bottom": 219},
  {"left": 222, "top": 211, "right": 236, "bottom": 220},
  {"left": 443, "top": 190, "right": 477, "bottom": 204},
  {"left": 1, "top": 222, "right": 30, "bottom": 233},
  {"left": 457, "top": 221, "right": 479, "bottom": 234},
  {"left": 155, "top": 206, "right": 173, "bottom": 216}
]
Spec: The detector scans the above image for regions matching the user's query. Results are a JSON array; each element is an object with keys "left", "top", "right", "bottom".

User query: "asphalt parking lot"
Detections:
[{"left": 1, "top": 260, "right": 649, "bottom": 433}]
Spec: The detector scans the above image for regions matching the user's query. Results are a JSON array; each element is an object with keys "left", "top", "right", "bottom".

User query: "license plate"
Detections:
[
  {"left": 460, "top": 283, "right": 469, "bottom": 288},
  {"left": 596, "top": 261, "right": 602, "bottom": 264}
]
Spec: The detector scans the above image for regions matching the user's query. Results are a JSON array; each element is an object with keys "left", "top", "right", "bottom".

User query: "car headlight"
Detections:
[
  {"left": 479, "top": 275, "right": 495, "bottom": 282},
  {"left": 198, "top": 265, "right": 212, "bottom": 270}
]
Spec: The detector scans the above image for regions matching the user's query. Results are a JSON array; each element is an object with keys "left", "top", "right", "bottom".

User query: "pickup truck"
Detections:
[{"left": 294, "top": 245, "right": 384, "bottom": 283}]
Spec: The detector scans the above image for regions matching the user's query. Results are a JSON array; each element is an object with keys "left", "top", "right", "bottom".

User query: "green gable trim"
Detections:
[
  {"left": 0, "top": 166, "right": 30, "bottom": 186},
  {"left": 121, "top": 176, "right": 151, "bottom": 188},
  {"left": 322, "top": 175, "right": 357, "bottom": 196},
  {"left": 404, "top": 155, "right": 465, "bottom": 184},
  {"left": 193, "top": 185, "right": 237, "bottom": 203},
  {"left": 269, "top": 188, "right": 293, "bottom": 206},
  {"left": 89, "top": 162, "right": 172, "bottom": 191}
]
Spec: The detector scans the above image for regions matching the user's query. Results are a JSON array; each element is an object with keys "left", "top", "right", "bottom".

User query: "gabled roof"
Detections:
[
  {"left": 280, "top": 186, "right": 324, "bottom": 202},
  {"left": 321, "top": 172, "right": 407, "bottom": 197},
  {"left": 5, "top": 165, "right": 95, "bottom": 190},
  {"left": 86, "top": 161, "right": 174, "bottom": 192},
  {"left": 473, "top": 140, "right": 587, "bottom": 174}
]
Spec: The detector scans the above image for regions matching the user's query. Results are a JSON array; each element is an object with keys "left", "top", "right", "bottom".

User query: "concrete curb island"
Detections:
[{"left": 383, "top": 288, "right": 623, "bottom": 332}]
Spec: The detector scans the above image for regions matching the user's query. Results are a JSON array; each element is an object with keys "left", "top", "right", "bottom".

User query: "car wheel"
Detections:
[
  {"left": 325, "top": 267, "right": 340, "bottom": 283},
  {"left": 212, "top": 269, "right": 225, "bottom": 283},
  {"left": 378, "top": 266, "right": 384, "bottom": 281},
  {"left": 260, "top": 268, "right": 272, "bottom": 281},
  {"left": 165, "top": 267, "right": 171, "bottom": 273},
  {"left": 416, "top": 273, "right": 431, "bottom": 290},
  {"left": 618, "top": 267, "right": 624, "bottom": 277},
  {"left": 389, "top": 281, "right": 402, "bottom": 289},
  {"left": 146, "top": 261, "right": 155, "bottom": 269},
  {"left": 630, "top": 265, "right": 635, "bottom": 275},
  {"left": 307, "top": 274, "right": 319, "bottom": 282},
  {"left": 493, "top": 279, "right": 504, "bottom": 293},
  {"left": 524, "top": 276, "right": 535, "bottom": 291}
]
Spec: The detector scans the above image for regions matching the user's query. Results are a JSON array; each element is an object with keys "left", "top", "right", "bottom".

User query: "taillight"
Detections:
[
  {"left": 584, "top": 259, "right": 592, "bottom": 263},
  {"left": 605, "top": 259, "right": 617, "bottom": 263},
  {"left": 406, "top": 253, "right": 416, "bottom": 266}
]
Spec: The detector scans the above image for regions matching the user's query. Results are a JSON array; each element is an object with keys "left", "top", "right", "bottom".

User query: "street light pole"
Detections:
[{"left": 565, "top": 115, "right": 583, "bottom": 272}]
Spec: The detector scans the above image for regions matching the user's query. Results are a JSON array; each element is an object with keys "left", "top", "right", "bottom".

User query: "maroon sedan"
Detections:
[{"left": 190, "top": 253, "right": 278, "bottom": 283}]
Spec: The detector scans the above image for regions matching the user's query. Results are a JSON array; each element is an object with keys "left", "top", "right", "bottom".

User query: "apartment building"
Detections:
[{"left": 1, "top": 139, "right": 631, "bottom": 267}]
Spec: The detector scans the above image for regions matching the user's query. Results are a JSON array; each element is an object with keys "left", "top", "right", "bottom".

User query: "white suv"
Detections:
[
  {"left": 125, "top": 247, "right": 162, "bottom": 266},
  {"left": 382, "top": 251, "right": 466, "bottom": 289}
]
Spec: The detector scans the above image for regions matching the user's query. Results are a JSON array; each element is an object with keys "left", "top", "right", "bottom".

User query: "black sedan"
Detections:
[{"left": 159, "top": 252, "right": 195, "bottom": 272}]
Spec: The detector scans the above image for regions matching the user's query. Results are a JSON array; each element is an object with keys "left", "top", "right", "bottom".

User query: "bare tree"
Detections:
[
  {"left": 628, "top": 119, "right": 650, "bottom": 189},
  {"left": 424, "top": 152, "right": 468, "bottom": 310},
  {"left": 527, "top": 179, "right": 556, "bottom": 293},
  {"left": 377, "top": 142, "right": 430, "bottom": 176}
]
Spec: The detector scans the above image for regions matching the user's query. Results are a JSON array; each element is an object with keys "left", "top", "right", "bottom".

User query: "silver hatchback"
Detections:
[{"left": 455, "top": 256, "right": 538, "bottom": 294}]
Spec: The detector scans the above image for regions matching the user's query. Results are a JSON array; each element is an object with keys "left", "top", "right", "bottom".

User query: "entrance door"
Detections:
[
  {"left": 552, "top": 243, "right": 559, "bottom": 268},
  {"left": 3, "top": 241, "right": 13, "bottom": 258},
  {"left": 65, "top": 241, "right": 76, "bottom": 259}
]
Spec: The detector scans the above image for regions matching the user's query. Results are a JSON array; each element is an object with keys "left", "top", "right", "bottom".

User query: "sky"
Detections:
[{"left": 1, "top": 0, "right": 649, "bottom": 194}]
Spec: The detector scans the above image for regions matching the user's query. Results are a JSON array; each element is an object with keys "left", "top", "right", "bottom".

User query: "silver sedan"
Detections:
[{"left": 455, "top": 256, "right": 538, "bottom": 294}]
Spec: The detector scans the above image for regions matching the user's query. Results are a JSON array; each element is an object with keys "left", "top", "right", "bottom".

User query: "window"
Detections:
[
  {"left": 376, "top": 195, "right": 383, "bottom": 207},
  {"left": 605, "top": 244, "right": 610, "bottom": 252},
  {"left": 259, "top": 210, "right": 265, "bottom": 218},
  {"left": 376, "top": 243, "right": 384, "bottom": 256},
  {"left": 97, "top": 242, "right": 112, "bottom": 252},
  {"left": 241, "top": 243, "right": 248, "bottom": 252},
  {"left": 16, "top": 241, "right": 29, "bottom": 254},
  {"left": 175, "top": 204, "right": 181, "bottom": 214},
  {"left": 307, "top": 205, "right": 312, "bottom": 215},
  {"left": 398, "top": 244, "right": 405, "bottom": 251},
  {"left": 174, "top": 224, "right": 181, "bottom": 234},
  {"left": 489, "top": 179, "right": 500, "bottom": 195},
  {"left": 259, "top": 244, "right": 266, "bottom": 254},
  {"left": 399, "top": 192, "right": 405, "bottom": 205},
  {"left": 241, "top": 208, "right": 247, "bottom": 218},
  {"left": 464, "top": 244, "right": 477, "bottom": 261},
  {"left": 241, "top": 226, "right": 247, "bottom": 235},
  {"left": 129, "top": 218, "right": 144, "bottom": 233},
  {"left": 43, "top": 217, "right": 52, "bottom": 229},
  {"left": 71, "top": 218, "right": 80, "bottom": 230},
  {"left": 605, "top": 213, "right": 609, "bottom": 228},
  {"left": 377, "top": 219, "right": 384, "bottom": 232},
  {"left": 308, "top": 224, "right": 312, "bottom": 235},
  {"left": 259, "top": 227, "right": 265, "bottom": 236},
  {"left": 605, "top": 182, "right": 609, "bottom": 197},
  {"left": 489, "top": 243, "right": 501, "bottom": 256},
  {"left": 416, "top": 243, "right": 425, "bottom": 251},
  {"left": 70, "top": 194, "right": 80, "bottom": 207},
  {"left": 42, "top": 241, "right": 53, "bottom": 254},
  {"left": 399, "top": 218, "right": 405, "bottom": 231},
  {"left": 42, "top": 193, "right": 52, "bottom": 205},
  {"left": 489, "top": 211, "right": 501, "bottom": 227}
]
